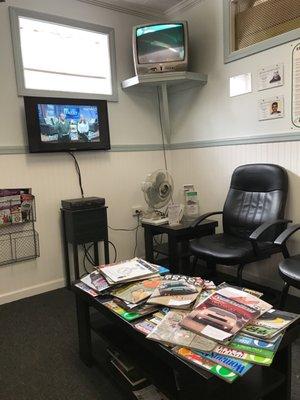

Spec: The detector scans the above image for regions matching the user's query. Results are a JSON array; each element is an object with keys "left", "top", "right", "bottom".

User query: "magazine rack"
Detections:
[{"left": 0, "top": 196, "right": 39, "bottom": 266}]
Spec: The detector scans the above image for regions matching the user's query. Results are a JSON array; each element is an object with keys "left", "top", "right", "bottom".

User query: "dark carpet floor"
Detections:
[{"left": 0, "top": 288, "right": 299, "bottom": 400}]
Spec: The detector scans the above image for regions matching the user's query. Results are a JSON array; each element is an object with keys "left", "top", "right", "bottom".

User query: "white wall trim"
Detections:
[
  {"left": 0, "top": 278, "right": 65, "bottom": 305},
  {"left": 166, "top": 0, "right": 204, "bottom": 17},
  {"left": 76, "top": 0, "right": 164, "bottom": 20},
  {"left": 76, "top": 0, "right": 204, "bottom": 20}
]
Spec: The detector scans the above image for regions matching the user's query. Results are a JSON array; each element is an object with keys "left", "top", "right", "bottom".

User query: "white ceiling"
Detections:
[{"left": 121, "top": 0, "right": 183, "bottom": 12}]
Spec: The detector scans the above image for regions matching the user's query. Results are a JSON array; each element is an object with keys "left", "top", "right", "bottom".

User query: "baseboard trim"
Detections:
[{"left": 0, "top": 278, "right": 66, "bottom": 305}]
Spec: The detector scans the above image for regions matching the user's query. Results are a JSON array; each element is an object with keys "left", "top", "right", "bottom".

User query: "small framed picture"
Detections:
[
  {"left": 258, "top": 96, "right": 284, "bottom": 121},
  {"left": 258, "top": 63, "right": 284, "bottom": 91}
]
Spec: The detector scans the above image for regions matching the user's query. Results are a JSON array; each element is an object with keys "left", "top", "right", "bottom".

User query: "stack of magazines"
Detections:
[{"left": 74, "top": 259, "right": 299, "bottom": 384}]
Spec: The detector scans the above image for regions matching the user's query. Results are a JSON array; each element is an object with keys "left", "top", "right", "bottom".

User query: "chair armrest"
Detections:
[
  {"left": 249, "top": 219, "right": 292, "bottom": 241},
  {"left": 274, "top": 224, "right": 300, "bottom": 246},
  {"left": 190, "top": 211, "right": 223, "bottom": 228}
]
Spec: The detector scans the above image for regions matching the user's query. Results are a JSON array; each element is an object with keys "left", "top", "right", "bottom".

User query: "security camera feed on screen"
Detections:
[
  {"left": 136, "top": 23, "right": 185, "bottom": 64},
  {"left": 37, "top": 104, "right": 100, "bottom": 143}
]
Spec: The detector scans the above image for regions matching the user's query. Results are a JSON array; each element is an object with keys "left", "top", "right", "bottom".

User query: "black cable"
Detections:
[
  {"left": 68, "top": 152, "right": 84, "bottom": 198},
  {"left": 83, "top": 243, "right": 96, "bottom": 267},
  {"left": 157, "top": 88, "right": 168, "bottom": 172},
  {"left": 133, "top": 215, "right": 141, "bottom": 258},
  {"left": 108, "top": 240, "right": 117, "bottom": 263}
]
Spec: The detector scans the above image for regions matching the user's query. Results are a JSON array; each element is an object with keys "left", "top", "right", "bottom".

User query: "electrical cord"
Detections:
[
  {"left": 157, "top": 87, "right": 168, "bottom": 172},
  {"left": 68, "top": 152, "right": 85, "bottom": 198},
  {"left": 108, "top": 240, "right": 117, "bottom": 263},
  {"left": 133, "top": 215, "right": 141, "bottom": 258}
]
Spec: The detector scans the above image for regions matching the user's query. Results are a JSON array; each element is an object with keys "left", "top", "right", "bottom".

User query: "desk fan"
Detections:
[{"left": 141, "top": 169, "right": 174, "bottom": 225}]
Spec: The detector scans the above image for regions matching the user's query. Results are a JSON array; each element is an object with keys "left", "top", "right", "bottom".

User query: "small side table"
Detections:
[
  {"left": 142, "top": 218, "right": 218, "bottom": 274},
  {"left": 61, "top": 206, "right": 110, "bottom": 289}
]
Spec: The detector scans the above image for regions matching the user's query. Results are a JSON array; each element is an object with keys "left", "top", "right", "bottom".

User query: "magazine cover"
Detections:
[
  {"left": 180, "top": 293, "right": 260, "bottom": 342},
  {"left": 75, "top": 282, "right": 99, "bottom": 297},
  {"left": 81, "top": 271, "right": 110, "bottom": 293},
  {"left": 243, "top": 309, "right": 299, "bottom": 338},
  {"left": 111, "top": 277, "right": 162, "bottom": 304},
  {"left": 217, "top": 282, "right": 263, "bottom": 298},
  {"left": 173, "top": 347, "right": 238, "bottom": 383},
  {"left": 101, "top": 300, "right": 159, "bottom": 321},
  {"left": 213, "top": 345, "right": 274, "bottom": 366},
  {"left": 147, "top": 275, "right": 203, "bottom": 308},
  {"left": 228, "top": 342, "right": 275, "bottom": 358},
  {"left": 232, "top": 333, "right": 283, "bottom": 352},
  {"left": 147, "top": 310, "right": 216, "bottom": 352},
  {"left": 216, "top": 285, "right": 272, "bottom": 315},
  {"left": 100, "top": 258, "right": 159, "bottom": 283},
  {"left": 197, "top": 351, "right": 253, "bottom": 376}
]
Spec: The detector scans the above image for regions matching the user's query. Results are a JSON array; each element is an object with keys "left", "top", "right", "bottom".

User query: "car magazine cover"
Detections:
[
  {"left": 147, "top": 310, "right": 216, "bottom": 352},
  {"left": 216, "top": 285, "right": 271, "bottom": 315},
  {"left": 242, "top": 309, "right": 299, "bottom": 338},
  {"left": 197, "top": 351, "right": 253, "bottom": 376},
  {"left": 173, "top": 347, "right": 238, "bottom": 383},
  {"left": 213, "top": 345, "right": 274, "bottom": 366},
  {"left": 111, "top": 277, "right": 162, "bottom": 304},
  {"left": 147, "top": 275, "right": 203, "bottom": 308},
  {"left": 180, "top": 293, "right": 260, "bottom": 342}
]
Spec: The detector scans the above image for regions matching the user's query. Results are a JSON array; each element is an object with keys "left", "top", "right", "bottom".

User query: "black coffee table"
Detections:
[{"left": 73, "top": 285, "right": 299, "bottom": 400}]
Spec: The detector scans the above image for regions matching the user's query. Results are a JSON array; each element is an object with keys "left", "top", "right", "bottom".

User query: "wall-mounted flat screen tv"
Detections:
[{"left": 24, "top": 97, "right": 110, "bottom": 153}]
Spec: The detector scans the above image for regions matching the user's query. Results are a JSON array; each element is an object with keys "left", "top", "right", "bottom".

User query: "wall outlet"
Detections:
[{"left": 132, "top": 206, "right": 143, "bottom": 217}]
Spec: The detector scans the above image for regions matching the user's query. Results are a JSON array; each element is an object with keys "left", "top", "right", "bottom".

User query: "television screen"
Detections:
[
  {"left": 38, "top": 104, "right": 100, "bottom": 144},
  {"left": 136, "top": 23, "right": 185, "bottom": 64},
  {"left": 24, "top": 97, "right": 110, "bottom": 153}
]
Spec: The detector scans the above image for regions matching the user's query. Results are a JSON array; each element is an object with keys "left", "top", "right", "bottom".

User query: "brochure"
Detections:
[
  {"left": 147, "top": 275, "right": 203, "bottom": 309},
  {"left": 213, "top": 345, "right": 274, "bottom": 366},
  {"left": 180, "top": 293, "right": 259, "bottom": 342},
  {"left": 173, "top": 347, "right": 238, "bottom": 383},
  {"left": 147, "top": 310, "right": 216, "bottom": 352},
  {"left": 197, "top": 351, "right": 253, "bottom": 376},
  {"left": 228, "top": 342, "right": 275, "bottom": 358}
]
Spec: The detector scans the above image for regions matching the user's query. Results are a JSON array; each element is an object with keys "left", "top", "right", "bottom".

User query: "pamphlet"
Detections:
[
  {"left": 101, "top": 300, "right": 159, "bottom": 322},
  {"left": 232, "top": 333, "right": 283, "bottom": 352},
  {"left": 75, "top": 282, "right": 99, "bottom": 297}
]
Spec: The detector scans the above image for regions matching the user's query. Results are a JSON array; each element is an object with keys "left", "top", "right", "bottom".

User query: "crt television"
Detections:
[
  {"left": 24, "top": 97, "right": 110, "bottom": 153},
  {"left": 132, "top": 21, "right": 188, "bottom": 75}
]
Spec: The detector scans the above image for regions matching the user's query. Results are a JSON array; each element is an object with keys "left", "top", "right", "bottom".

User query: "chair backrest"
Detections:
[{"left": 223, "top": 164, "right": 288, "bottom": 239}]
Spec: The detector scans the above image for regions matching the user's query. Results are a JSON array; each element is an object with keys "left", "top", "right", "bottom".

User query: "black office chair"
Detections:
[
  {"left": 190, "top": 163, "right": 290, "bottom": 285},
  {"left": 274, "top": 225, "right": 300, "bottom": 308}
]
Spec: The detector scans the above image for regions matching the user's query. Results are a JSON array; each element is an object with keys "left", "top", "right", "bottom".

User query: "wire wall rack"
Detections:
[{"left": 0, "top": 195, "right": 39, "bottom": 266}]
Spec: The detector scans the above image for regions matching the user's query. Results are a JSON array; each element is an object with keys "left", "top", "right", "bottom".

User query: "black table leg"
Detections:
[
  {"left": 168, "top": 237, "right": 179, "bottom": 273},
  {"left": 73, "top": 244, "right": 80, "bottom": 280},
  {"left": 263, "top": 344, "right": 292, "bottom": 400},
  {"left": 144, "top": 228, "right": 154, "bottom": 263},
  {"left": 62, "top": 212, "right": 71, "bottom": 289},
  {"left": 76, "top": 295, "right": 93, "bottom": 367},
  {"left": 93, "top": 242, "right": 99, "bottom": 265}
]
